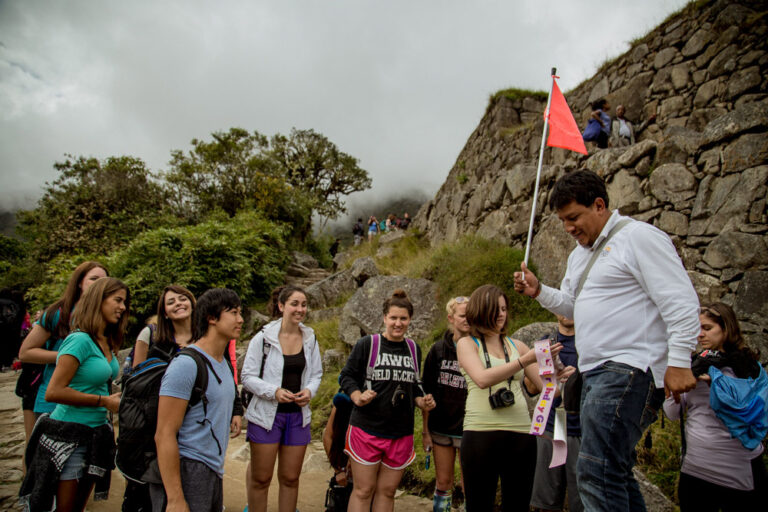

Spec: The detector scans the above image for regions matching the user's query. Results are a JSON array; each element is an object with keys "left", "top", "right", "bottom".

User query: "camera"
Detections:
[
  {"left": 488, "top": 387, "right": 515, "bottom": 409},
  {"left": 391, "top": 384, "right": 407, "bottom": 408}
]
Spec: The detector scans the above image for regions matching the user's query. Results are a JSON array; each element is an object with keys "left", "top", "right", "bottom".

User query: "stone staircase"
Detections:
[{"left": 284, "top": 252, "right": 332, "bottom": 288}]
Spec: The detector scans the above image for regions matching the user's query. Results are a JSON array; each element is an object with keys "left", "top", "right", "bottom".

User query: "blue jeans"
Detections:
[{"left": 577, "top": 361, "right": 664, "bottom": 512}]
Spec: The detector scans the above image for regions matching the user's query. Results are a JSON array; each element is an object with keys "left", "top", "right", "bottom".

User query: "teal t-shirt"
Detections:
[
  {"left": 34, "top": 309, "right": 64, "bottom": 414},
  {"left": 50, "top": 331, "right": 119, "bottom": 428}
]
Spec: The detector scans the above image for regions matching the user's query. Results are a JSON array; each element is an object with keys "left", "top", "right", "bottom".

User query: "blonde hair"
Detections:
[{"left": 445, "top": 296, "right": 469, "bottom": 316}]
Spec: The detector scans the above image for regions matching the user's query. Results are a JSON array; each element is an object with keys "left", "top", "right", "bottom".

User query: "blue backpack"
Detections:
[{"left": 708, "top": 365, "right": 768, "bottom": 450}]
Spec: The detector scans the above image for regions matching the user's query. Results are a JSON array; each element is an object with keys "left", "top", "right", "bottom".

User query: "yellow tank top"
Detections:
[{"left": 461, "top": 337, "right": 531, "bottom": 433}]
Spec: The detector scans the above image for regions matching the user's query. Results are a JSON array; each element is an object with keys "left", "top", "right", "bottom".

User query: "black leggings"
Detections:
[
  {"left": 678, "top": 456, "right": 768, "bottom": 511},
  {"left": 460, "top": 430, "right": 537, "bottom": 512}
]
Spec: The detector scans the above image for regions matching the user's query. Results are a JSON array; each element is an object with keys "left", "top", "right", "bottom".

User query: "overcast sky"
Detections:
[{"left": 0, "top": 0, "right": 688, "bottom": 212}]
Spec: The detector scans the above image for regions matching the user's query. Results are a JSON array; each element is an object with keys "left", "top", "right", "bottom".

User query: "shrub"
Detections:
[
  {"left": 424, "top": 236, "right": 553, "bottom": 332},
  {"left": 107, "top": 211, "right": 290, "bottom": 318}
]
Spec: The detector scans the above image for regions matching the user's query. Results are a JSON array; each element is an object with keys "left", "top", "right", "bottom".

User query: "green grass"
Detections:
[
  {"left": 456, "top": 173, "right": 468, "bottom": 184},
  {"left": 485, "top": 88, "right": 548, "bottom": 116}
]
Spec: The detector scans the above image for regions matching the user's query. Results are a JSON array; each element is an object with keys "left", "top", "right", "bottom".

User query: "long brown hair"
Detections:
[
  {"left": 43, "top": 261, "right": 108, "bottom": 340},
  {"left": 71, "top": 277, "right": 130, "bottom": 354},
  {"left": 700, "top": 302, "right": 759, "bottom": 360},
  {"left": 466, "top": 284, "right": 509, "bottom": 337},
  {"left": 155, "top": 285, "right": 196, "bottom": 346}
]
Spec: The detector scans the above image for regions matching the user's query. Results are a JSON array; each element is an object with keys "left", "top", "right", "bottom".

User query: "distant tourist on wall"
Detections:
[
  {"left": 353, "top": 218, "right": 364, "bottom": 246},
  {"left": 582, "top": 99, "right": 611, "bottom": 149},
  {"left": 367, "top": 216, "right": 378, "bottom": 242},
  {"left": 610, "top": 105, "right": 656, "bottom": 147},
  {"left": 399, "top": 212, "right": 411, "bottom": 230}
]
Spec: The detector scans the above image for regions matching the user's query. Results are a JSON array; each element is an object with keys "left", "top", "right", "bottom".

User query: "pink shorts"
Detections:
[{"left": 344, "top": 425, "right": 415, "bottom": 470}]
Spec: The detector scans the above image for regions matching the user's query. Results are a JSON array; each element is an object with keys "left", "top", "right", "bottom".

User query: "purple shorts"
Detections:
[{"left": 247, "top": 412, "right": 311, "bottom": 446}]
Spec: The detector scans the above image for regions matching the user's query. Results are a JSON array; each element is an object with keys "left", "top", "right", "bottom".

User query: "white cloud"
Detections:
[{"left": 0, "top": 0, "right": 687, "bottom": 211}]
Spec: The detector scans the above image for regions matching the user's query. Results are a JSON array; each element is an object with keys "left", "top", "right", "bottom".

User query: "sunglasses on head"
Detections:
[
  {"left": 454, "top": 296, "right": 470, "bottom": 304},
  {"left": 700, "top": 307, "right": 721, "bottom": 317}
]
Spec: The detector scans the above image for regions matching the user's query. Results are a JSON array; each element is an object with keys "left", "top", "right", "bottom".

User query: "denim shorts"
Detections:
[{"left": 60, "top": 445, "right": 87, "bottom": 480}]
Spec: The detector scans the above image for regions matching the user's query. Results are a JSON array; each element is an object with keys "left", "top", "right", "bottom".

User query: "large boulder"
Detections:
[
  {"left": 305, "top": 269, "right": 357, "bottom": 310},
  {"left": 378, "top": 230, "right": 407, "bottom": 246},
  {"left": 292, "top": 251, "right": 319, "bottom": 269},
  {"left": 338, "top": 275, "right": 440, "bottom": 346},
  {"left": 350, "top": 257, "right": 379, "bottom": 286},
  {"left": 510, "top": 322, "right": 557, "bottom": 348}
]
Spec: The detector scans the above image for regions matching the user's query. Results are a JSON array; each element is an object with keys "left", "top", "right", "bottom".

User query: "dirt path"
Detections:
[{"left": 0, "top": 371, "right": 430, "bottom": 511}]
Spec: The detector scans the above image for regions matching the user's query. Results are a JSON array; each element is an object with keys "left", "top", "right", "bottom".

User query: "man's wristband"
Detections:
[{"left": 531, "top": 281, "right": 542, "bottom": 299}]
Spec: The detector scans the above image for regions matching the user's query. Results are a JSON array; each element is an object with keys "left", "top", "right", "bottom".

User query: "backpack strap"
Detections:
[
  {"left": 404, "top": 338, "right": 426, "bottom": 395},
  {"left": 574, "top": 218, "right": 631, "bottom": 298},
  {"left": 365, "top": 334, "right": 380, "bottom": 391},
  {"left": 176, "top": 346, "right": 227, "bottom": 456},
  {"left": 259, "top": 336, "right": 270, "bottom": 380},
  {"left": 148, "top": 323, "right": 156, "bottom": 346}
]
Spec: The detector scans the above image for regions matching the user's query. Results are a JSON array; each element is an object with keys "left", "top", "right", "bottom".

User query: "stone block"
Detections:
[
  {"left": 654, "top": 47, "right": 678, "bottom": 69},
  {"left": 659, "top": 96, "right": 686, "bottom": 118},
  {"left": 670, "top": 63, "right": 691, "bottom": 90},
  {"left": 649, "top": 163, "right": 696, "bottom": 204},
  {"left": 681, "top": 28, "right": 714, "bottom": 57},
  {"left": 617, "top": 139, "right": 657, "bottom": 168},
  {"left": 687, "top": 270, "right": 729, "bottom": 304},
  {"left": 693, "top": 78, "right": 724, "bottom": 108},
  {"left": 727, "top": 66, "right": 762, "bottom": 99},
  {"left": 657, "top": 210, "right": 689, "bottom": 236},
  {"left": 703, "top": 232, "right": 768, "bottom": 269},
  {"left": 607, "top": 170, "right": 644, "bottom": 215},
  {"left": 530, "top": 214, "right": 576, "bottom": 287},
  {"left": 707, "top": 44, "right": 739, "bottom": 77},
  {"left": 701, "top": 101, "right": 768, "bottom": 146},
  {"left": 722, "top": 133, "right": 768, "bottom": 174}
]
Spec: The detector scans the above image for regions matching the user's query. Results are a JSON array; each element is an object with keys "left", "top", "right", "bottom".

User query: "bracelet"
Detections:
[
  {"left": 517, "top": 358, "right": 523, "bottom": 371},
  {"left": 531, "top": 281, "right": 542, "bottom": 299}
]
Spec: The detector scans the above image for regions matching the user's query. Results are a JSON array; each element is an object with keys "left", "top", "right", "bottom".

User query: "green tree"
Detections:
[
  {"left": 17, "top": 155, "right": 170, "bottom": 264},
  {"left": 270, "top": 128, "right": 372, "bottom": 226},
  {"left": 107, "top": 211, "right": 290, "bottom": 318}
]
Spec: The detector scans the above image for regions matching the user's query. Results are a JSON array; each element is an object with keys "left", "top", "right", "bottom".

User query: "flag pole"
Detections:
[{"left": 523, "top": 67, "right": 557, "bottom": 267}]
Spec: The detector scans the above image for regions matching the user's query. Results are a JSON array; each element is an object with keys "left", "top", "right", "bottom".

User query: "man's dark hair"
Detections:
[
  {"left": 592, "top": 98, "right": 607, "bottom": 110},
  {"left": 194, "top": 288, "right": 241, "bottom": 339},
  {"left": 357, "top": 217, "right": 363, "bottom": 222},
  {"left": 548, "top": 170, "right": 610, "bottom": 211}
]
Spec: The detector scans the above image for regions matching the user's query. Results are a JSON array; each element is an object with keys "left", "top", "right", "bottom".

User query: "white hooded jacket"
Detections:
[{"left": 242, "top": 319, "right": 323, "bottom": 429}]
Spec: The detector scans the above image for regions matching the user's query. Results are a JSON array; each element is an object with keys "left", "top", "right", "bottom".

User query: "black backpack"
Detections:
[{"left": 116, "top": 345, "right": 238, "bottom": 484}]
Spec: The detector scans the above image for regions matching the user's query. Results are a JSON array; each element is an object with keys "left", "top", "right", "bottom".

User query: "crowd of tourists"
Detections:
[{"left": 7, "top": 170, "right": 767, "bottom": 512}]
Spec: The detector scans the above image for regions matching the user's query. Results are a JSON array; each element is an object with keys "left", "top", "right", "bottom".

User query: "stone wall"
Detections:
[{"left": 414, "top": 0, "right": 768, "bottom": 355}]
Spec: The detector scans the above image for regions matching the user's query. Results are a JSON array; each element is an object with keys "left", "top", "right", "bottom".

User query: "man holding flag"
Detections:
[{"left": 515, "top": 71, "right": 698, "bottom": 512}]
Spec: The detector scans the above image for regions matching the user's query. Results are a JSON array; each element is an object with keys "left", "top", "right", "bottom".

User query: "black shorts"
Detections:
[{"left": 21, "top": 391, "right": 36, "bottom": 411}]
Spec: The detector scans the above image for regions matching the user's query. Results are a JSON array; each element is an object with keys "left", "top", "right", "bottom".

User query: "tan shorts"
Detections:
[{"left": 430, "top": 430, "right": 462, "bottom": 448}]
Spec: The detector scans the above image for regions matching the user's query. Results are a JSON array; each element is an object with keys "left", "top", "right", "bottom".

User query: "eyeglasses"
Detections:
[
  {"left": 454, "top": 296, "right": 470, "bottom": 304},
  {"left": 700, "top": 307, "right": 721, "bottom": 317}
]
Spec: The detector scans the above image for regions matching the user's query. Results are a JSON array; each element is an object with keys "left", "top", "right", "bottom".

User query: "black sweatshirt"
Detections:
[
  {"left": 422, "top": 330, "right": 468, "bottom": 437},
  {"left": 339, "top": 334, "right": 423, "bottom": 439}
]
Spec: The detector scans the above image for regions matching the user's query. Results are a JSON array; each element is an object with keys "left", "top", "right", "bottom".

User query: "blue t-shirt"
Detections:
[
  {"left": 50, "top": 331, "right": 119, "bottom": 428},
  {"left": 34, "top": 309, "right": 64, "bottom": 413},
  {"left": 159, "top": 345, "right": 235, "bottom": 476}
]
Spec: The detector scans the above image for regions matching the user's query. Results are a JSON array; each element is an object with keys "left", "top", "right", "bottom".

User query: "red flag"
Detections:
[{"left": 546, "top": 78, "right": 587, "bottom": 155}]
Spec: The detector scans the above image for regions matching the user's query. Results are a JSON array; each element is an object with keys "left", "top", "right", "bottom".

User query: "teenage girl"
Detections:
[
  {"left": 20, "top": 277, "right": 128, "bottom": 511},
  {"left": 242, "top": 285, "right": 323, "bottom": 512},
  {"left": 456, "top": 284, "right": 559, "bottom": 512},
  {"left": 339, "top": 289, "right": 436, "bottom": 512},
  {"left": 18, "top": 261, "right": 108, "bottom": 421},
  {"left": 663, "top": 302, "right": 767, "bottom": 510},
  {"left": 422, "top": 296, "right": 470, "bottom": 512}
]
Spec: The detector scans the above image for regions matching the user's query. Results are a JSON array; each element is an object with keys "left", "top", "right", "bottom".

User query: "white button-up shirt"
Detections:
[{"left": 536, "top": 210, "right": 700, "bottom": 387}]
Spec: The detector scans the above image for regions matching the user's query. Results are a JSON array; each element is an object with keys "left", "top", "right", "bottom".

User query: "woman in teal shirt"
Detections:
[{"left": 41, "top": 277, "right": 128, "bottom": 510}]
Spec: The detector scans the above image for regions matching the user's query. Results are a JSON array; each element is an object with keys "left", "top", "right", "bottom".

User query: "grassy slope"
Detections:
[{"left": 307, "top": 231, "right": 555, "bottom": 498}]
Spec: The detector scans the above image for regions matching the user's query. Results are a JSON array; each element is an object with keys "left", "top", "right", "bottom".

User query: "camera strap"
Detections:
[{"left": 478, "top": 335, "right": 512, "bottom": 398}]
